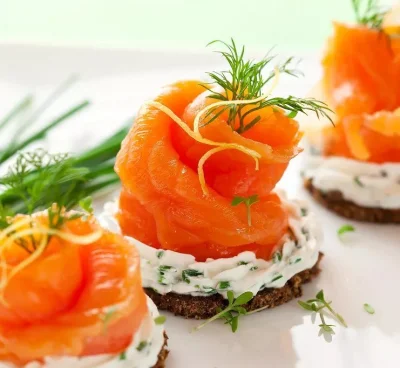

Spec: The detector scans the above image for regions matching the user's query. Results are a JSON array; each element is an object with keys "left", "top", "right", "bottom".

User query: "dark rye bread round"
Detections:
[
  {"left": 145, "top": 253, "right": 323, "bottom": 320},
  {"left": 304, "top": 178, "right": 400, "bottom": 223},
  {"left": 152, "top": 332, "right": 169, "bottom": 368}
]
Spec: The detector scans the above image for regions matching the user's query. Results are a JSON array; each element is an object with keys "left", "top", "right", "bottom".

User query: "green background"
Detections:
[{"left": 0, "top": 0, "right": 394, "bottom": 52}]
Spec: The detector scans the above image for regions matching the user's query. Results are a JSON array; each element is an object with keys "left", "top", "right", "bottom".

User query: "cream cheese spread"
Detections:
[
  {"left": 100, "top": 191, "right": 322, "bottom": 299},
  {"left": 304, "top": 154, "right": 400, "bottom": 209}
]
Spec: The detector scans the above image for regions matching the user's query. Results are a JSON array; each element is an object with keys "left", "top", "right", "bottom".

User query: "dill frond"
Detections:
[
  {"left": 352, "top": 0, "right": 387, "bottom": 29},
  {"left": 201, "top": 39, "right": 332, "bottom": 133}
]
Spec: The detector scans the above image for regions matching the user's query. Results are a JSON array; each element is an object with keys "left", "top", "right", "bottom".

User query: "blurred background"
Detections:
[
  {"left": 0, "top": 0, "right": 397, "bottom": 157},
  {"left": 0, "top": 0, "right": 395, "bottom": 53}
]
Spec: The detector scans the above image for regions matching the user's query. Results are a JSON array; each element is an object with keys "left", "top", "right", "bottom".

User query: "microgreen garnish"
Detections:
[
  {"left": 298, "top": 290, "right": 347, "bottom": 339},
  {"left": 119, "top": 351, "right": 127, "bottom": 360},
  {"left": 202, "top": 39, "right": 332, "bottom": 133},
  {"left": 136, "top": 341, "right": 148, "bottom": 352},
  {"left": 231, "top": 194, "right": 259, "bottom": 226},
  {"left": 364, "top": 303, "right": 375, "bottom": 314},
  {"left": 154, "top": 315, "right": 167, "bottom": 325},
  {"left": 182, "top": 269, "right": 204, "bottom": 284},
  {"left": 338, "top": 224, "right": 355, "bottom": 237},
  {"left": 352, "top": 0, "right": 386, "bottom": 29},
  {"left": 354, "top": 176, "right": 364, "bottom": 187},
  {"left": 193, "top": 290, "right": 254, "bottom": 332}
]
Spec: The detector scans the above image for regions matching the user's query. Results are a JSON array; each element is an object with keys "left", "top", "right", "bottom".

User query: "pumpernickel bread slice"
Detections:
[
  {"left": 145, "top": 253, "right": 323, "bottom": 320},
  {"left": 304, "top": 178, "right": 400, "bottom": 223},
  {"left": 152, "top": 333, "right": 169, "bottom": 368}
]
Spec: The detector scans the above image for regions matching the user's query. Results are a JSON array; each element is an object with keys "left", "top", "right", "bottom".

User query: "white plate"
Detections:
[{"left": 1, "top": 44, "right": 399, "bottom": 368}]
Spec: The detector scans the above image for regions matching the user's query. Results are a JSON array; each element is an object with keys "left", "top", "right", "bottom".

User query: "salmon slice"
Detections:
[
  {"left": 322, "top": 22, "right": 400, "bottom": 119},
  {"left": 115, "top": 80, "right": 302, "bottom": 261},
  {"left": 0, "top": 213, "right": 147, "bottom": 365},
  {"left": 318, "top": 21, "right": 400, "bottom": 163},
  {"left": 323, "top": 110, "right": 400, "bottom": 163}
]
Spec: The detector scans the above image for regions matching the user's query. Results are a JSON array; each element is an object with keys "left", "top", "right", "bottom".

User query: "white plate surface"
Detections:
[{"left": 0, "top": 44, "right": 399, "bottom": 368}]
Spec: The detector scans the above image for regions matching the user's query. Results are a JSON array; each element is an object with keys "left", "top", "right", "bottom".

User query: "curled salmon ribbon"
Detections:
[
  {"left": 0, "top": 212, "right": 147, "bottom": 365},
  {"left": 115, "top": 80, "right": 303, "bottom": 262},
  {"left": 319, "top": 23, "right": 400, "bottom": 163}
]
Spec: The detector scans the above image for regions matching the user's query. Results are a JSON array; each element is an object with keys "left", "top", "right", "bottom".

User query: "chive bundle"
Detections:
[{"left": 0, "top": 77, "right": 130, "bottom": 215}]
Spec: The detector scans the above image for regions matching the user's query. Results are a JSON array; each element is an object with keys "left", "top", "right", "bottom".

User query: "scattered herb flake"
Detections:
[
  {"left": 301, "top": 208, "right": 308, "bottom": 217},
  {"left": 250, "top": 266, "right": 258, "bottom": 271},
  {"left": 154, "top": 315, "right": 167, "bottom": 325},
  {"left": 301, "top": 227, "right": 310, "bottom": 241},
  {"left": 272, "top": 251, "right": 282, "bottom": 263},
  {"left": 338, "top": 224, "right": 355, "bottom": 237},
  {"left": 156, "top": 250, "right": 165, "bottom": 259},
  {"left": 136, "top": 341, "right": 148, "bottom": 352},
  {"left": 237, "top": 261, "right": 249, "bottom": 266},
  {"left": 158, "top": 265, "right": 176, "bottom": 285},
  {"left": 159, "top": 265, "right": 174, "bottom": 271},
  {"left": 119, "top": 351, "right": 127, "bottom": 360},
  {"left": 102, "top": 307, "right": 116, "bottom": 334},
  {"left": 202, "top": 286, "right": 217, "bottom": 295},
  {"left": 182, "top": 269, "right": 204, "bottom": 284},
  {"left": 271, "top": 274, "right": 283, "bottom": 283},
  {"left": 354, "top": 176, "right": 364, "bottom": 187},
  {"left": 363, "top": 303, "right": 375, "bottom": 315},
  {"left": 218, "top": 281, "right": 231, "bottom": 290}
]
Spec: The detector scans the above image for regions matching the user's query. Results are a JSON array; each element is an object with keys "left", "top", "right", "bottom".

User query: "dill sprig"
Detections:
[
  {"left": 352, "top": 0, "right": 387, "bottom": 29},
  {"left": 0, "top": 124, "right": 130, "bottom": 236},
  {"left": 201, "top": 39, "right": 333, "bottom": 133},
  {"left": 0, "top": 150, "right": 90, "bottom": 234}
]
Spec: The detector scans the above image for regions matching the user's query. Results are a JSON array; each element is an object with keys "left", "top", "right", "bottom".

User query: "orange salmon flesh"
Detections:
[
  {"left": 321, "top": 23, "right": 400, "bottom": 163},
  {"left": 0, "top": 213, "right": 147, "bottom": 365},
  {"left": 115, "top": 80, "right": 303, "bottom": 261}
]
